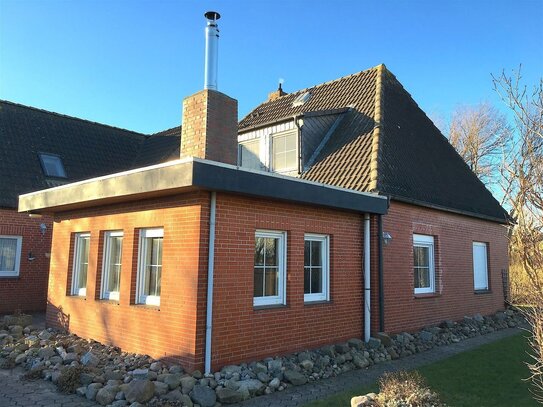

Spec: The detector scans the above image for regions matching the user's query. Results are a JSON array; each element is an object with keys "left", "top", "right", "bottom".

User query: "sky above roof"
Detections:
[{"left": 1, "top": 0, "right": 542, "bottom": 134}]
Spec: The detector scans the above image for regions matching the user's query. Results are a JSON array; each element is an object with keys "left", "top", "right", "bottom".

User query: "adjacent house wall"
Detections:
[
  {"left": 0, "top": 209, "right": 51, "bottom": 314},
  {"left": 211, "top": 193, "right": 365, "bottom": 369},
  {"left": 45, "top": 192, "right": 210, "bottom": 371},
  {"left": 381, "top": 201, "right": 508, "bottom": 333}
]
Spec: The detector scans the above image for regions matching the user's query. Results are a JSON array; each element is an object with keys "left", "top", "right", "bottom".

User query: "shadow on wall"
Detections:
[{"left": 46, "top": 301, "right": 70, "bottom": 332}]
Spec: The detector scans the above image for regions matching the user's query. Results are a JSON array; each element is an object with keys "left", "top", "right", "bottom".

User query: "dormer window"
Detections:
[
  {"left": 239, "top": 139, "right": 262, "bottom": 171},
  {"left": 292, "top": 92, "right": 311, "bottom": 107},
  {"left": 272, "top": 130, "right": 297, "bottom": 173},
  {"left": 39, "top": 153, "right": 67, "bottom": 178}
]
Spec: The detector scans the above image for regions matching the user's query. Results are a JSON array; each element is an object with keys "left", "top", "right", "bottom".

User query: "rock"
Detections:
[
  {"left": 267, "top": 359, "right": 282, "bottom": 372},
  {"left": 221, "top": 365, "right": 242, "bottom": 376},
  {"left": 24, "top": 336, "right": 39, "bottom": 347},
  {"left": 367, "top": 337, "right": 381, "bottom": 349},
  {"left": 283, "top": 369, "right": 307, "bottom": 386},
  {"left": 180, "top": 375, "right": 197, "bottom": 393},
  {"left": 192, "top": 369, "right": 203, "bottom": 379},
  {"left": 38, "top": 346, "right": 55, "bottom": 359},
  {"left": 351, "top": 395, "right": 372, "bottom": 407},
  {"left": 216, "top": 387, "right": 244, "bottom": 404},
  {"left": 86, "top": 383, "right": 103, "bottom": 401},
  {"left": 269, "top": 377, "right": 280, "bottom": 389},
  {"left": 375, "top": 332, "right": 392, "bottom": 347},
  {"left": 169, "top": 364, "right": 184, "bottom": 374},
  {"left": 81, "top": 351, "right": 100, "bottom": 367},
  {"left": 111, "top": 401, "right": 128, "bottom": 407},
  {"left": 420, "top": 331, "right": 433, "bottom": 342},
  {"left": 162, "top": 373, "right": 182, "bottom": 390},
  {"left": 15, "top": 353, "right": 26, "bottom": 364},
  {"left": 440, "top": 320, "right": 455, "bottom": 329},
  {"left": 96, "top": 387, "right": 116, "bottom": 406},
  {"left": 297, "top": 351, "right": 311, "bottom": 363},
  {"left": 321, "top": 345, "right": 336, "bottom": 358},
  {"left": 352, "top": 355, "right": 369, "bottom": 369},
  {"left": 257, "top": 372, "right": 270, "bottom": 383},
  {"left": 128, "top": 403, "right": 144, "bottom": 407},
  {"left": 105, "top": 370, "right": 124, "bottom": 381},
  {"left": 335, "top": 343, "right": 351, "bottom": 354},
  {"left": 300, "top": 359, "right": 314, "bottom": 370},
  {"left": 63, "top": 353, "right": 78, "bottom": 364},
  {"left": 38, "top": 330, "right": 53, "bottom": 340},
  {"left": 125, "top": 379, "right": 154, "bottom": 404},
  {"left": 80, "top": 372, "right": 95, "bottom": 385},
  {"left": 348, "top": 338, "right": 364, "bottom": 350},
  {"left": 237, "top": 379, "right": 265, "bottom": 396},
  {"left": 153, "top": 380, "right": 169, "bottom": 396},
  {"left": 388, "top": 348, "right": 399, "bottom": 360},
  {"left": 76, "top": 386, "right": 87, "bottom": 396},
  {"left": 164, "top": 389, "right": 184, "bottom": 401},
  {"left": 131, "top": 368, "right": 149, "bottom": 380},
  {"left": 149, "top": 361, "right": 161, "bottom": 372},
  {"left": 474, "top": 313, "right": 484, "bottom": 323},
  {"left": 190, "top": 384, "right": 216, "bottom": 407},
  {"left": 253, "top": 362, "right": 267, "bottom": 374}
]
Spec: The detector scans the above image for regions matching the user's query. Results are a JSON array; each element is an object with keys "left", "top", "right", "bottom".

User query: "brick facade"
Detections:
[
  {"left": 0, "top": 209, "right": 52, "bottom": 314},
  {"left": 43, "top": 192, "right": 507, "bottom": 372},
  {"left": 379, "top": 201, "right": 508, "bottom": 333},
  {"left": 180, "top": 89, "right": 238, "bottom": 165}
]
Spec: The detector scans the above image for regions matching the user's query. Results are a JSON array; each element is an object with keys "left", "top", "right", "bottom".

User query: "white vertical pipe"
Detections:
[
  {"left": 205, "top": 192, "right": 217, "bottom": 374},
  {"left": 204, "top": 12, "right": 220, "bottom": 90},
  {"left": 364, "top": 214, "right": 371, "bottom": 342}
]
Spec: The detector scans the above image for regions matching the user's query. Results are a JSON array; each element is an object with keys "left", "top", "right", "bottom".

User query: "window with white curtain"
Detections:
[{"left": 0, "top": 236, "right": 22, "bottom": 277}]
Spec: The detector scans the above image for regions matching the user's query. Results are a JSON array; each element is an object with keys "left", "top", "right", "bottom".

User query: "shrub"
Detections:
[
  {"left": 376, "top": 371, "right": 445, "bottom": 407},
  {"left": 57, "top": 366, "right": 88, "bottom": 394}
]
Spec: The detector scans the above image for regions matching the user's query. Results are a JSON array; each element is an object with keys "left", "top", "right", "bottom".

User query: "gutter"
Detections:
[
  {"left": 378, "top": 214, "right": 384, "bottom": 332},
  {"left": 204, "top": 191, "right": 217, "bottom": 374},
  {"left": 363, "top": 213, "right": 371, "bottom": 342}
]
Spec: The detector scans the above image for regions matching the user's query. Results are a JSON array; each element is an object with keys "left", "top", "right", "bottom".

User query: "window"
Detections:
[
  {"left": 101, "top": 231, "right": 123, "bottom": 301},
  {"left": 71, "top": 233, "right": 90, "bottom": 296},
  {"left": 239, "top": 139, "right": 262, "bottom": 171},
  {"left": 304, "top": 234, "right": 329, "bottom": 302},
  {"left": 473, "top": 242, "right": 489, "bottom": 290},
  {"left": 136, "top": 228, "right": 163, "bottom": 306},
  {"left": 413, "top": 234, "right": 435, "bottom": 294},
  {"left": 254, "top": 230, "right": 286, "bottom": 307},
  {"left": 272, "top": 131, "right": 297, "bottom": 172},
  {"left": 38, "top": 153, "right": 67, "bottom": 178},
  {"left": 0, "top": 236, "right": 22, "bottom": 277}
]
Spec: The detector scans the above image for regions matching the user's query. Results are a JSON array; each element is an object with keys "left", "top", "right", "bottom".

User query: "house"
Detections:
[
  {"left": 0, "top": 100, "right": 180, "bottom": 314},
  {"left": 16, "top": 13, "right": 509, "bottom": 374}
]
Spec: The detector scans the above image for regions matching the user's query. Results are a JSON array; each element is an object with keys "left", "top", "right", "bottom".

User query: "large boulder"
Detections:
[
  {"left": 96, "top": 387, "right": 116, "bottom": 406},
  {"left": 125, "top": 380, "right": 155, "bottom": 404},
  {"left": 283, "top": 369, "right": 307, "bottom": 386},
  {"left": 190, "top": 384, "right": 216, "bottom": 407},
  {"left": 81, "top": 351, "right": 100, "bottom": 367},
  {"left": 216, "top": 387, "right": 245, "bottom": 404}
]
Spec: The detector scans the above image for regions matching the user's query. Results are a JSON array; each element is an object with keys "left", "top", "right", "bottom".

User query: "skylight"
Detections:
[
  {"left": 38, "top": 153, "right": 67, "bottom": 178},
  {"left": 292, "top": 92, "right": 311, "bottom": 107}
]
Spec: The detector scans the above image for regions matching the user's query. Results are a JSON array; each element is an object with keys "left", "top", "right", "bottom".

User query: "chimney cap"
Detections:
[{"left": 204, "top": 11, "right": 221, "bottom": 21}]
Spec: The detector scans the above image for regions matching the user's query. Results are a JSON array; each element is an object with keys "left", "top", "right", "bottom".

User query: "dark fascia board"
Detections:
[
  {"left": 192, "top": 160, "right": 388, "bottom": 215},
  {"left": 19, "top": 158, "right": 388, "bottom": 215}
]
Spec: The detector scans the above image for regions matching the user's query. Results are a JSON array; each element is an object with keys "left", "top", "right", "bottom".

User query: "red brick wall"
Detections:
[
  {"left": 380, "top": 201, "right": 508, "bottom": 333},
  {"left": 0, "top": 209, "right": 51, "bottom": 314},
  {"left": 45, "top": 192, "right": 210, "bottom": 371},
  {"left": 210, "top": 194, "right": 365, "bottom": 369}
]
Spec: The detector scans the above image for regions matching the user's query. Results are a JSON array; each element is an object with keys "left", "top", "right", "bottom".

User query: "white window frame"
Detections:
[
  {"left": 271, "top": 130, "right": 298, "bottom": 173},
  {"left": 473, "top": 242, "right": 489, "bottom": 290},
  {"left": 101, "top": 231, "right": 123, "bottom": 301},
  {"left": 304, "top": 234, "right": 330, "bottom": 303},
  {"left": 238, "top": 138, "right": 262, "bottom": 171},
  {"left": 136, "top": 228, "right": 163, "bottom": 306},
  {"left": 71, "top": 233, "right": 90, "bottom": 296},
  {"left": 253, "top": 230, "right": 287, "bottom": 307},
  {"left": 413, "top": 234, "right": 435, "bottom": 295},
  {"left": 0, "top": 235, "right": 23, "bottom": 277}
]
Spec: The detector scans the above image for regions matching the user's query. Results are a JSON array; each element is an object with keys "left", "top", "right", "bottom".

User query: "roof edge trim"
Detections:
[{"left": 369, "top": 64, "right": 385, "bottom": 192}]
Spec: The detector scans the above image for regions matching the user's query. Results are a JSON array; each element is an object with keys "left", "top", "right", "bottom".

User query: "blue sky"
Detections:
[{"left": 1, "top": 0, "right": 542, "bottom": 134}]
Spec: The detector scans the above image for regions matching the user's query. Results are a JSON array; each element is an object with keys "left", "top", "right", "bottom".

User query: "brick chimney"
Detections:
[
  {"left": 180, "top": 89, "right": 238, "bottom": 165},
  {"left": 180, "top": 11, "right": 238, "bottom": 166},
  {"left": 267, "top": 83, "right": 287, "bottom": 102}
]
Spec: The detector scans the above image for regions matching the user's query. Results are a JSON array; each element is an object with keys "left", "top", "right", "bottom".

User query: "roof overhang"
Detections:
[{"left": 18, "top": 157, "right": 388, "bottom": 215}]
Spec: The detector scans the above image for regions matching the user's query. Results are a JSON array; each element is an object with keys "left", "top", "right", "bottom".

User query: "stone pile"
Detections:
[{"left": 0, "top": 309, "right": 524, "bottom": 406}]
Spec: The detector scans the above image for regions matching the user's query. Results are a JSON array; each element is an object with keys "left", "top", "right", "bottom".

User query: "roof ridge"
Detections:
[
  {"left": 369, "top": 64, "right": 386, "bottom": 192},
  {"left": 0, "top": 99, "right": 147, "bottom": 138}
]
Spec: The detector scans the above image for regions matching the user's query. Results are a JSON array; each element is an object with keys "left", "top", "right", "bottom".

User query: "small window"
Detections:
[
  {"left": 254, "top": 230, "right": 286, "bottom": 307},
  {"left": 304, "top": 234, "right": 329, "bottom": 302},
  {"left": 473, "top": 242, "right": 489, "bottom": 290},
  {"left": 239, "top": 139, "right": 262, "bottom": 171},
  {"left": 272, "top": 131, "right": 297, "bottom": 172},
  {"left": 413, "top": 234, "right": 435, "bottom": 294},
  {"left": 71, "top": 233, "right": 90, "bottom": 296},
  {"left": 292, "top": 91, "right": 311, "bottom": 107},
  {"left": 101, "top": 231, "right": 123, "bottom": 301},
  {"left": 39, "top": 153, "right": 67, "bottom": 178},
  {"left": 136, "top": 228, "right": 163, "bottom": 306},
  {"left": 0, "top": 235, "right": 22, "bottom": 277}
]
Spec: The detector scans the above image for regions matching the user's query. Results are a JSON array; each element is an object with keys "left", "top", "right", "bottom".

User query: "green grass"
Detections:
[{"left": 305, "top": 333, "right": 538, "bottom": 407}]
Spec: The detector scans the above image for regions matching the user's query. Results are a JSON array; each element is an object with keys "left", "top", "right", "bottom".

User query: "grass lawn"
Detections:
[{"left": 305, "top": 332, "right": 538, "bottom": 406}]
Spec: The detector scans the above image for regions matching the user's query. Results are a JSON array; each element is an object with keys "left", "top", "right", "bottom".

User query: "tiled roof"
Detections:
[
  {"left": 239, "top": 65, "right": 509, "bottom": 223},
  {"left": 0, "top": 101, "right": 180, "bottom": 208}
]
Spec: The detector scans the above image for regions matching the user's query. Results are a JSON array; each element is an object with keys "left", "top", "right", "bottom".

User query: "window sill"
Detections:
[
  {"left": 414, "top": 293, "right": 441, "bottom": 299},
  {"left": 132, "top": 304, "right": 160, "bottom": 311},
  {"left": 67, "top": 295, "right": 87, "bottom": 301},
  {"left": 474, "top": 289, "right": 492, "bottom": 295},
  {"left": 0, "top": 275, "right": 20, "bottom": 279},
  {"left": 253, "top": 304, "right": 287, "bottom": 311},
  {"left": 304, "top": 300, "right": 331, "bottom": 306},
  {"left": 98, "top": 299, "right": 121, "bottom": 305}
]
